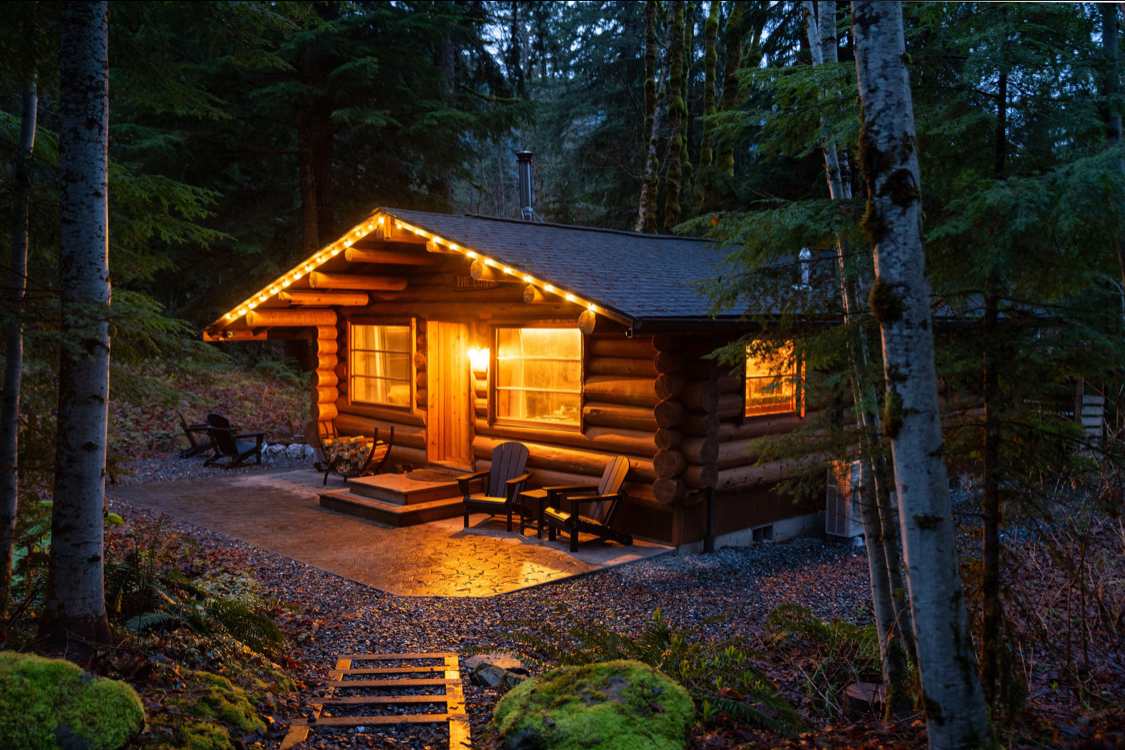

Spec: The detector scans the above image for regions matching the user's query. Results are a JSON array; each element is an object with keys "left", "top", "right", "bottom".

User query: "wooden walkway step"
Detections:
[{"left": 281, "top": 652, "right": 470, "bottom": 749}]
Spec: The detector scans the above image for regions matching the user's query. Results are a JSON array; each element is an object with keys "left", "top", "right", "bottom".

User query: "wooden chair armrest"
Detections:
[
  {"left": 457, "top": 471, "right": 489, "bottom": 496},
  {"left": 505, "top": 472, "right": 532, "bottom": 501},
  {"left": 562, "top": 492, "right": 622, "bottom": 512},
  {"left": 236, "top": 432, "right": 266, "bottom": 443},
  {"left": 544, "top": 483, "right": 597, "bottom": 495}
]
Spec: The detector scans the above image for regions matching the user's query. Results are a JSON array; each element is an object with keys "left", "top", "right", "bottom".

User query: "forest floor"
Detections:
[{"left": 12, "top": 360, "right": 1119, "bottom": 749}]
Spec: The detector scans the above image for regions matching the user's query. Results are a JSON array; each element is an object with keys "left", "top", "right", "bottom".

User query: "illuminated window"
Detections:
[
  {"left": 350, "top": 323, "right": 412, "bottom": 407},
  {"left": 745, "top": 343, "right": 799, "bottom": 417},
  {"left": 496, "top": 327, "right": 582, "bottom": 426}
]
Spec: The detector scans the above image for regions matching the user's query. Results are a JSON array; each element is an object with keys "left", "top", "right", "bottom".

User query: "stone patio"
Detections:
[{"left": 111, "top": 468, "right": 671, "bottom": 597}]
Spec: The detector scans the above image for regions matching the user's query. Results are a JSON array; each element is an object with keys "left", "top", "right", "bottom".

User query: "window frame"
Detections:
[
  {"left": 743, "top": 342, "right": 804, "bottom": 419},
  {"left": 347, "top": 318, "right": 415, "bottom": 410},
  {"left": 491, "top": 324, "right": 584, "bottom": 431}
]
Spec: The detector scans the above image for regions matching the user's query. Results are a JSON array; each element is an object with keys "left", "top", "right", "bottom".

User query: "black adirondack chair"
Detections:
[
  {"left": 178, "top": 412, "right": 213, "bottom": 458},
  {"left": 459, "top": 442, "right": 530, "bottom": 532},
  {"left": 312, "top": 421, "right": 395, "bottom": 485},
  {"left": 204, "top": 414, "right": 265, "bottom": 469},
  {"left": 543, "top": 455, "right": 633, "bottom": 552}
]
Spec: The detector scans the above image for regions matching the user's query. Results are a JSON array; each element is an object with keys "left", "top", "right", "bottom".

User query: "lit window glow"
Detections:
[
  {"left": 745, "top": 343, "right": 800, "bottom": 418},
  {"left": 495, "top": 328, "right": 582, "bottom": 427}
]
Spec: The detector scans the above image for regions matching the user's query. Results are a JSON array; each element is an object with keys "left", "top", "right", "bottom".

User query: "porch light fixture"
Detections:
[{"left": 467, "top": 347, "right": 490, "bottom": 372}]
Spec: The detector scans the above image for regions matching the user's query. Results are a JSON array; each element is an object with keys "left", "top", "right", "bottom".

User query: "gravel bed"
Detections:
[
  {"left": 113, "top": 454, "right": 315, "bottom": 485},
  {"left": 108, "top": 493, "right": 873, "bottom": 749}
]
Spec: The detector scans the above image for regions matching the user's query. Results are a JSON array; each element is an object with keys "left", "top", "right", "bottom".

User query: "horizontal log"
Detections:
[
  {"left": 681, "top": 380, "right": 719, "bottom": 411},
  {"left": 205, "top": 329, "right": 267, "bottom": 342},
  {"left": 315, "top": 369, "right": 338, "bottom": 389},
  {"left": 338, "top": 402, "right": 425, "bottom": 427},
  {"left": 654, "top": 373, "right": 687, "bottom": 400},
  {"left": 316, "top": 386, "right": 338, "bottom": 404},
  {"left": 588, "top": 357, "right": 658, "bottom": 377},
  {"left": 317, "top": 403, "right": 338, "bottom": 421},
  {"left": 280, "top": 290, "right": 369, "bottom": 307},
  {"left": 582, "top": 402, "right": 657, "bottom": 432},
  {"left": 334, "top": 413, "right": 426, "bottom": 449},
  {"left": 415, "top": 370, "right": 427, "bottom": 389},
  {"left": 317, "top": 354, "right": 337, "bottom": 371},
  {"left": 712, "top": 413, "right": 805, "bottom": 440},
  {"left": 388, "top": 445, "right": 427, "bottom": 466},
  {"left": 589, "top": 337, "right": 656, "bottom": 359},
  {"left": 654, "top": 428, "right": 682, "bottom": 451},
  {"left": 317, "top": 325, "right": 338, "bottom": 341},
  {"left": 344, "top": 247, "right": 438, "bottom": 265},
  {"left": 309, "top": 271, "right": 407, "bottom": 291},
  {"left": 653, "top": 450, "right": 686, "bottom": 479},
  {"left": 683, "top": 455, "right": 826, "bottom": 490},
  {"left": 578, "top": 309, "right": 627, "bottom": 336},
  {"left": 472, "top": 435, "right": 655, "bottom": 482},
  {"left": 716, "top": 437, "right": 762, "bottom": 469},
  {"left": 318, "top": 340, "right": 339, "bottom": 356},
  {"left": 246, "top": 309, "right": 337, "bottom": 327},
  {"left": 680, "top": 410, "right": 719, "bottom": 436},
  {"left": 470, "top": 259, "right": 521, "bottom": 283},
  {"left": 652, "top": 478, "right": 685, "bottom": 506},
  {"left": 522, "top": 285, "right": 547, "bottom": 304},
  {"left": 474, "top": 420, "right": 656, "bottom": 458},
  {"left": 654, "top": 399, "right": 685, "bottom": 428},
  {"left": 584, "top": 376, "right": 657, "bottom": 407}
]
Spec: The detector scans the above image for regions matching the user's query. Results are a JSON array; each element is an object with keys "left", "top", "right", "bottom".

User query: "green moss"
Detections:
[
  {"left": 868, "top": 277, "right": 904, "bottom": 323},
  {"left": 882, "top": 389, "right": 904, "bottom": 439},
  {"left": 182, "top": 671, "right": 265, "bottom": 735},
  {"left": 177, "top": 721, "right": 234, "bottom": 750},
  {"left": 494, "top": 659, "right": 694, "bottom": 750},
  {"left": 0, "top": 651, "right": 144, "bottom": 750}
]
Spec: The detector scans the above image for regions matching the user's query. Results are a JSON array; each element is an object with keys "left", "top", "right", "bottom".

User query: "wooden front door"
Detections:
[{"left": 426, "top": 321, "right": 473, "bottom": 469}]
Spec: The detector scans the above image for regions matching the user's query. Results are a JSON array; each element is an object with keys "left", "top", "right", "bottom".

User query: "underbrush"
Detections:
[{"left": 2, "top": 508, "right": 299, "bottom": 750}]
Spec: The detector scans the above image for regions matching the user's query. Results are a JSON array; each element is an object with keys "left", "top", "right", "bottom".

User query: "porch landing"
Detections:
[{"left": 111, "top": 468, "right": 671, "bottom": 597}]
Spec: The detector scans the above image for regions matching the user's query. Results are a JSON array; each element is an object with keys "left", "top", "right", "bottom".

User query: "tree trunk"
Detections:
[
  {"left": 42, "top": 0, "right": 113, "bottom": 654},
  {"left": 980, "top": 36, "right": 1008, "bottom": 703},
  {"left": 852, "top": 2, "right": 990, "bottom": 747},
  {"left": 717, "top": 0, "right": 747, "bottom": 177},
  {"left": 693, "top": 0, "right": 720, "bottom": 205},
  {"left": 805, "top": 0, "right": 912, "bottom": 715},
  {"left": 662, "top": 1, "right": 687, "bottom": 231},
  {"left": 636, "top": 0, "right": 661, "bottom": 233},
  {"left": 0, "top": 74, "right": 38, "bottom": 616}
]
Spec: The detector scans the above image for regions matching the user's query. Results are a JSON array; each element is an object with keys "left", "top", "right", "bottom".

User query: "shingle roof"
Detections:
[{"left": 386, "top": 208, "right": 731, "bottom": 319}]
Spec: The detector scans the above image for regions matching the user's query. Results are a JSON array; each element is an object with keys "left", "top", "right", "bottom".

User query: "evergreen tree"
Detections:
[{"left": 662, "top": 1, "right": 687, "bottom": 230}]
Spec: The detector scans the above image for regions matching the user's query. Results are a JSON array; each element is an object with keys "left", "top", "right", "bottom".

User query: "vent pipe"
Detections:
[{"left": 516, "top": 150, "right": 535, "bottom": 221}]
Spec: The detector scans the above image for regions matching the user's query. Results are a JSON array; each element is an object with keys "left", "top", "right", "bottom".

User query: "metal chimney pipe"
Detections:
[{"left": 516, "top": 150, "right": 535, "bottom": 221}]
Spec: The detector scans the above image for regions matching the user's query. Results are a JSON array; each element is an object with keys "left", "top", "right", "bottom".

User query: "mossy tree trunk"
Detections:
[
  {"left": 1100, "top": 5, "right": 1124, "bottom": 289},
  {"left": 662, "top": 0, "right": 686, "bottom": 231},
  {"left": 42, "top": 0, "right": 113, "bottom": 654},
  {"left": 852, "top": 2, "right": 990, "bottom": 746},
  {"left": 0, "top": 67, "right": 37, "bottom": 618},
  {"left": 636, "top": 0, "right": 662, "bottom": 233},
  {"left": 696, "top": 0, "right": 719, "bottom": 208},
  {"left": 804, "top": 0, "right": 913, "bottom": 716}
]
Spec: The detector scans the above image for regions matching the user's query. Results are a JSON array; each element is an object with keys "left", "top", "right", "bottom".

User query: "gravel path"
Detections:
[{"left": 109, "top": 474, "right": 873, "bottom": 749}]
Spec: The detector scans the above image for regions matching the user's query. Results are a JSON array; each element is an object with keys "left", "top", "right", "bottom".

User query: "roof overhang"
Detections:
[{"left": 204, "top": 208, "right": 635, "bottom": 341}]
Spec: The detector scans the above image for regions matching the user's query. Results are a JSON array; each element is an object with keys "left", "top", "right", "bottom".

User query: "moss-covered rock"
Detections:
[
  {"left": 0, "top": 650, "right": 145, "bottom": 750},
  {"left": 494, "top": 659, "right": 693, "bottom": 750}
]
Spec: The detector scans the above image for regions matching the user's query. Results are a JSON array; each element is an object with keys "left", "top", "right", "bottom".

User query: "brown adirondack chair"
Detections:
[
  {"left": 312, "top": 421, "right": 394, "bottom": 485},
  {"left": 178, "top": 411, "right": 213, "bottom": 458},
  {"left": 543, "top": 455, "right": 633, "bottom": 552},
  {"left": 459, "top": 442, "right": 530, "bottom": 532},
  {"left": 203, "top": 414, "right": 265, "bottom": 469}
]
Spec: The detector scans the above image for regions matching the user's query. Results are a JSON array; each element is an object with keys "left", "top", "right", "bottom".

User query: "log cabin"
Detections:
[{"left": 203, "top": 206, "right": 824, "bottom": 548}]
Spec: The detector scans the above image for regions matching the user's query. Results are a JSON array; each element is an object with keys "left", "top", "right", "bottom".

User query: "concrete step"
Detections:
[
  {"left": 320, "top": 490, "right": 464, "bottom": 527},
  {"left": 347, "top": 474, "right": 461, "bottom": 505}
]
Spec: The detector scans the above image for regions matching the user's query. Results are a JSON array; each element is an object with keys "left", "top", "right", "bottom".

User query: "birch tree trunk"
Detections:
[
  {"left": 804, "top": 0, "right": 913, "bottom": 714},
  {"left": 717, "top": 1, "right": 747, "bottom": 177},
  {"left": 851, "top": 2, "right": 989, "bottom": 746},
  {"left": 636, "top": 0, "right": 661, "bottom": 233},
  {"left": 42, "top": 0, "right": 112, "bottom": 653},
  {"left": 0, "top": 74, "right": 38, "bottom": 616}
]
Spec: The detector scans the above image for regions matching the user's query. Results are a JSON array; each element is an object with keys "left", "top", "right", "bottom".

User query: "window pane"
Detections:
[
  {"left": 745, "top": 343, "right": 798, "bottom": 417},
  {"left": 496, "top": 327, "right": 581, "bottom": 426},
  {"left": 350, "top": 324, "right": 412, "bottom": 406}
]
